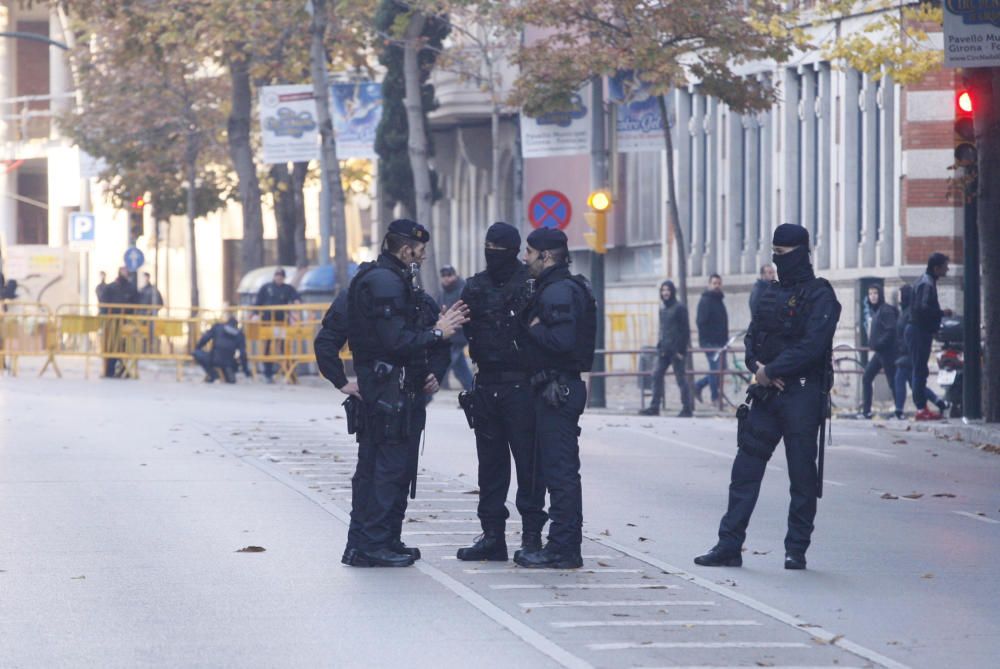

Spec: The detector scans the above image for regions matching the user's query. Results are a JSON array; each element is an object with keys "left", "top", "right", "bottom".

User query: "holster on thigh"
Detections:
[{"left": 736, "top": 402, "right": 781, "bottom": 462}]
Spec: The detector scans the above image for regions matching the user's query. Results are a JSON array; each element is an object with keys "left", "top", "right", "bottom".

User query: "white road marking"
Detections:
[
  {"left": 405, "top": 509, "right": 480, "bottom": 513},
  {"left": 464, "top": 568, "right": 642, "bottom": 575},
  {"left": 551, "top": 619, "right": 760, "bottom": 628},
  {"left": 491, "top": 583, "right": 679, "bottom": 591},
  {"left": 588, "top": 641, "right": 809, "bottom": 651},
  {"left": 827, "top": 445, "right": 896, "bottom": 459},
  {"left": 403, "top": 530, "right": 520, "bottom": 536},
  {"left": 520, "top": 600, "right": 715, "bottom": 609},
  {"left": 953, "top": 511, "right": 1000, "bottom": 524},
  {"left": 642, "top": 666, "right": 863, "bottom": 669},
  {"left": 439, "top": 554, "right": 615, "bottom": 561},
  {"left": 415, "top": 518, "right": 520, "bottom": 524}
]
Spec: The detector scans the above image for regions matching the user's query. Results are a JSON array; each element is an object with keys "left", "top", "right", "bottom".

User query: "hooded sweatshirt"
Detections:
[
  {"left": 657, "top": 280, "right": 690, "bottom": 355},
  {"left": 912, "top": 256, "right": 945, "bottom": 333},
  {"left": 866, "top": 284, "right": 898, "bottom": 355},
  {"left": 696, "top": 289, "right": 729, "bottom": 347}
]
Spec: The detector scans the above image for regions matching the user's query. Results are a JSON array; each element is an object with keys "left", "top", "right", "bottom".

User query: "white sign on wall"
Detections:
[
  {"left": 520, "top": 84, "right": 592, "bottom": 159},
  {"left": 259, "top": 84, "right": 320, "bottom": 164},
  {"left": 944, "top": 1, "right": 1000, "bottom": 68}
]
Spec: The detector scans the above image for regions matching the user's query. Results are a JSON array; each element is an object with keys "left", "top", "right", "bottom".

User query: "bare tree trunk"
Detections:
[
  {"left": 491, "top": 104, "right": 501, "bottom": 222},
  {"left": 291, "top": 162, "right": 309, "bottom": 268},
  {"left": 309, "top": 0, "right": 350, "bottom": 294},
  {"left": 403, "top": 12, "right": 437, "bottom": 292},
  {"left": 513, "top": 112, "right": 524, "bottom": 228},
  {"left": 659, "top": 94, "right": 688, "bottom": 308},
  {"left": 271, "top": 163, "right": 296, "bottom": 266},
  {"left": 975, "top": 68, "right": 1000, "bottom": 422},
  {"left": 227, "top": 51, "right": 264, "bottom": 274},
  {"left": 185, "top": 154, "right": 200, "bottom": 310}
]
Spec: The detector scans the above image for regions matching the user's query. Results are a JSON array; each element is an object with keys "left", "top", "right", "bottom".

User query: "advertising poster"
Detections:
[
  {"left": 520, "top": 84, "right": 592, "bottom": 158},
  {"left": 331, "top": 82, "right": 383, "bottom": 160},
  {"left": 609, "top": 71, "right": 665, "bottom": 153},
  {"left": 944, "top": 0, "right": 1000, "bottom": 67},
  {"left": 259, "top": 84, "right": 320, "bottom": 164}
]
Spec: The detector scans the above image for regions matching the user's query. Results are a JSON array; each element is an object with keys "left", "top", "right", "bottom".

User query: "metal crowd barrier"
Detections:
[{"left": 0, "top": 301, "right": 336, "bottom": 383}]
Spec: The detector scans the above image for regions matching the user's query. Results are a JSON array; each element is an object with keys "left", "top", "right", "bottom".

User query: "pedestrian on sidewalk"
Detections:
[
  {"left": 344, "top": 219, "right": 468, "bottom": 568},
  {"left": 893, "top": 285, "right": 946, "bottom": 420},
  {"left": 192, "top": 316, "right": 249, "bottom": 384},
  {"left": 694, "top": 274, "right": 729, "bottom": 404},
  {"left": 908, "top": 253, "right": 951, "bottom": 421},
  {"left": 515, "top": 227, "right": 597, "bottom": 570},
  {"left": 749, "top": 264, "right": 775, "bottom": 315},
  {"left": 455, "top": 222, "right": 547, "bottom": 564},
  {"left": 439, "top": 265, "right": 474, "bottom": 392},
  {"left": 99, "top": 266, "right": 138, "bottom": 379},
  {"left": 695, "top": 223, "right": 841, "bottom": 572},
  {"left": 858, "top": 284, "right": 898, "bottom": 419},
  {"left": 639, "top": 280, "right": 693, "bottom": 417}
]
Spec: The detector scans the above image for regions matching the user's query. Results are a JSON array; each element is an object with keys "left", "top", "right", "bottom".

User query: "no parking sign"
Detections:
[{"left": 528, "top": 190, "right": 572, "bottom": 230}]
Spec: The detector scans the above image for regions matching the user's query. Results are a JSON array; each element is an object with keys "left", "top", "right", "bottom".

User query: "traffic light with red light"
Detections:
[
  {"left": 954, "top": 90, "right": 976, "bottom": 167},
  {"left": 128, "top": 196, "right": 146, "bottom": 243}
]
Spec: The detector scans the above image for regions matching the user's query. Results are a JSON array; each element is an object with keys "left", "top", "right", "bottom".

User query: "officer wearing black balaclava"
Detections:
[
  {"left": 513, "top": 227, "right": 597, "bottom": 570},
  {"left": 455, "top": 222, "right": 548, "bottom": 562},
  {"left": 695, "top": 224, "right": 841, "bottom": 571},
  {"left": 344, "top": 218, "right": 469, "bottom": 568}
]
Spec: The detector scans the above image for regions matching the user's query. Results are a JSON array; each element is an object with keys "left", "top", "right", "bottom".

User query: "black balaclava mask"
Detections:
[
  {"left": 485, "top": 222, "right": 521, "bottom": 282},
  {"left": 661, "top": 280, "right": 677, "bottom": 305},
  {"left": 772, "top": 247, "right": 814, "bottom": 285}
]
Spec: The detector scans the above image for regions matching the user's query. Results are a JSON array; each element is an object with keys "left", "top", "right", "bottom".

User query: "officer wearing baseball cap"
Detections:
[
  {"left": 513, "top": 227, "right": 597, "bottom": 569},
  {"left": 695, "top": 223, "right": 841, "bottom": 571},
  {"left": 343, "top": 218, "right": 469, "bottom": 567}
]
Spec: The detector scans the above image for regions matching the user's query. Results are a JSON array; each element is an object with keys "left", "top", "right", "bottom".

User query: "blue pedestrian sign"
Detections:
[
  {"left": 124, "top": 246, "right": 145, "bottom": 271},
  {"left": 69, "top": 212, "right": 96, "bottom": 249}
]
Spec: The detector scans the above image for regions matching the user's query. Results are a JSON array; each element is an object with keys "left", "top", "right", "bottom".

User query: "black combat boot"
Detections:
[
  {"left": 693, "top": 546, "right": 742, "bottom": 567},
  {"left": 638, "top": 406, "right": 659, "bottom": 416},
  {"left": 353, "top": 547, "right": 415, "bottom": 568},
  {"left": 456, "top": 532, "right": 508, "bottom": 561},
  {"left": 390, "top": 539, "right": 421, "bottom": 561},
  {"left": 513, "top": 531, "right": 543, "bottom": 563},
  {"left": 784, "top": 552, "right": 807, "bottom": 570},
  {"left": 341, "top": 546, "right": 358, "bottom": 566},
  {"left": 514, "top": 543, "right": 583, "bottom": 569}
]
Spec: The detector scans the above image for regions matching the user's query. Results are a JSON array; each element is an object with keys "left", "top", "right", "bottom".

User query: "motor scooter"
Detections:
[{"left": 935, "top": 316, "right": 963, "bottom": 418}]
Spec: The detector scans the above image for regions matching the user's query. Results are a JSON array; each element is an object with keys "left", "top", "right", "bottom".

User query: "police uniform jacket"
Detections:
[
  {"left": 745, "top": 275, "right": 840, "bottom": 383},
  {"left": 461, "top": 264, "right": 532, "bottom": 374},
  {"left": 314, "top": 291, "right": 350, "bottom": 389},
  {"left": 196, "top": 322, "right": 248, "bottom": 371},
  {"left": 520, "top": 265, "right": 595, "bottom": 374},
  {"left": 255, "top": 281, "right": 301, "bottom": 322}
]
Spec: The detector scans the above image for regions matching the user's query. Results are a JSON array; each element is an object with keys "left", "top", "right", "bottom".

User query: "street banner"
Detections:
[
  {"left": 331, "top": 82, "right": 382, "bottom": 160},
  {"left": 259, "top": 84, "right": 320, "bottom": 164},
  {"left": 944, "top": 0, "right": 1000, "bottom": 68},
  {"left": 609, "top": 71, "right": 665, "bottom": 152},
  {"left": 520, "top": 84, "right": 592, "bottom": 158}
]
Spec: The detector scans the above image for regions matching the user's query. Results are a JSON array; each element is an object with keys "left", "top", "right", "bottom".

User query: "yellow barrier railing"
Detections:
[{"left": 1, "top": 300, "right": 336, "bottom": 383}]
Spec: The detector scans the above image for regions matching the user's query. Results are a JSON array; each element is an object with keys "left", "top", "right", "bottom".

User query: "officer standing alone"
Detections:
[
  {"left": 345, "top": 219, "right": 468, "bottom": 567},
  {"left": 456, "top": 222, "right": 548, "bottom": 562},
  {"left": 695, "top": 224, "right": 840, "bottom": 571},
  {"left": 514, "top": 228, "right": 596, "bottom": 570}
]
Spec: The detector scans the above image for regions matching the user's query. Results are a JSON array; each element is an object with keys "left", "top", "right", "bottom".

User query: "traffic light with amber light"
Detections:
[
  {"left": 128, "top": 196, "right": 146, "bottom": 244},
  {"left": 583, "top": 189, "right": 611, "bottom": 254},
  {"left": 955, "top": 90, "right": 977, "bottom": 168}
]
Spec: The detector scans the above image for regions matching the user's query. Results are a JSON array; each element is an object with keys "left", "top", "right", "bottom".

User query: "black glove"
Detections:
[{"left": 541, "top": 379, "right": 569, "bottom": 408}]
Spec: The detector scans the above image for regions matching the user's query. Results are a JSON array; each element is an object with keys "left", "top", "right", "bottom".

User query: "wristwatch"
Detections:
[{"left": 432, "top": 328, "right": 444, "bottom": 341}]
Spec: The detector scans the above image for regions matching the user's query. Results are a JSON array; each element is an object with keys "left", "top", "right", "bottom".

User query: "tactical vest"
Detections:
[
  {"left": 347, "top": 259, "right": 425, "bottom": 366},
  {"left": 525, "top": 273, "right": 598, "bottom": 373},
  {"left": 752, "top": 277, "right": 836, "bottom": 382},
  {"left": 464, "top": 267, "right": 533, "bottom": 371}
]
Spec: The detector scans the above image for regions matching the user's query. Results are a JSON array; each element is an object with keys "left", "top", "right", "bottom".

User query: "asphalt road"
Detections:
[{"left": 0, "top": 375, "right": 996, "bottom": 668}]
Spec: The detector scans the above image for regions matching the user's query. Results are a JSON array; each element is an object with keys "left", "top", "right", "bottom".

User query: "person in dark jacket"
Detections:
[
  {"left": 694, "top": 274, "right": 729, "bottom": 403},
  {"left": 99, "top": 267, "right": 139, "bottom": 378},
  {"left": 894, "top": 285, "right": 946, "bottom": 420},
  {"left": 749, "top": 265, "right": 775, "bottom": 314},
  {"left": 95, "top": 271, "right": 108, "bottom": 304},
  {"left": 254, "top": 268, "right": 302, "bottom": 383},
  {"left": 858, "top": 285, "right": 898, "bottom": 418},
  {"left": 909, "top": 253, "right": 951, "bottom": 420},
  {"left": 192, "top": 316, "right": 249, "bottom": 383},
  {"left": 439, "top": 265, "right": 474, "bottom": 391},
  {"left": 639, "top": 280, "right": 693, "bottom": 417}
]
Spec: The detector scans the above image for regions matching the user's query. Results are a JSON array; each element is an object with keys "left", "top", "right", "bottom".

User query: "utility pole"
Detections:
[
  {"left": 962, "top": 164, "right": 981, "bottom": 421},
  {"left": 589, "top": 77, "right": 607, "bottom": 408}
]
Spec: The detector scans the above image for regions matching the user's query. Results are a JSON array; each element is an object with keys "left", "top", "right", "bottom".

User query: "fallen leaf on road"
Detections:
[
  {"left": 597, "top": 561, "right": 610, "bottom": 567},
  {"left": 638, "top": 536, "right": 650, "bottom": 542},
  {"left": 902, "top": 493, "right": 924, "bottom": 499},
  {"left": 922, "top": 573, "right": 934, "bottom": 579},
  {"left": 462, "top": 489, "right": 480, "bottom": 494},
  {"left": 71, "top": 575, "right": 86, "bottom": 580},
  {"left": 600, "top": 529, "right": 611, "bottom": 536},
  {"left": 881, "top": 493, "right": 899, "bottom": 500},
  {"left": 932, "top": 493, "right": 956, "bottom": 498},
  {"left": 893, "top": 439, "right": 908, "bottom": 444},
  {"left": 752, "top": 550, "right": 770, "bottom": 555},
  {"left": 612, "top": 613, "right": 630, "bottom": 617},
  {"left": 301, "top": 449, "right": 311, "bottom": 454},
  {"left": 235, "top": 546, "right": 266, "bottom": 553},
  {"left": 626, "top": 523, "right": 637, "bottom": 527}
]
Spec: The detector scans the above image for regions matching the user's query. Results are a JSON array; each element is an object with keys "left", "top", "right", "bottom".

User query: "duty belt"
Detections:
[
  {"left": 529, "top": 369, "right": 581, "bottom": 388},
  {"left": 476, "top": 370, "right": 529, "bottom": 385}
]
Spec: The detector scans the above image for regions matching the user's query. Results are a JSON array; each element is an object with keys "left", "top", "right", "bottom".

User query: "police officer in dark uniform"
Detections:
[
  {"left": 455, "top": 222, "right": 548, "bottom": 562},
  {"left": 192, "top": 316, "right": 250, "bottom": 383},
  {"left": 513, "top": 227, "right": 597, "bottom": 570},
  {"left": 344, "top": 219, "right": 469, "bottom": 567},
  {"left": 254, "top": 268, "right": 302, "bottom": 382},
  {"left": 695, "top": 224, "right": 841, "bottom": 571}
]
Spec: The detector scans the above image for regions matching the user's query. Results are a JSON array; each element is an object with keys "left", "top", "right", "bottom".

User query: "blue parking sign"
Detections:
[
  {"left": 124, "top": 246, "right": 145, "bottom": 271},
  {"left": 69, "top": 212, "right": 96, "bottom": 248}
]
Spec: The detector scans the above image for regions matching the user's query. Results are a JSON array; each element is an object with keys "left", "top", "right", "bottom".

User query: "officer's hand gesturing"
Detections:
[
  {"left": 339, "top": 381, "right": 362, "bottom": 400},
  {"left": 423, "top": 373, "right": 440, "bottom": 395},
  {"left": 435, "top": 303, "right": 469, "bottom": 340}
]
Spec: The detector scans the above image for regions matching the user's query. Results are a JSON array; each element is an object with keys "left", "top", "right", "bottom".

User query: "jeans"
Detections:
[
  {"left": 894, "top": 364, "right": 940, "bottom": 413},
  {"left": 695, "top": 348, "right": 726, "bottom": 400},
  {"left": 447, "top": 343, "right": 474, "bottom": 391},
  {"left": 861, "top": 351, "right": 896, "bottom": 415},
  {"left": 650, "top": 351, "right": 693, "bottom": 412},
  {"left": 907, "top": 325, "right": 934, "bottom": 409}
]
